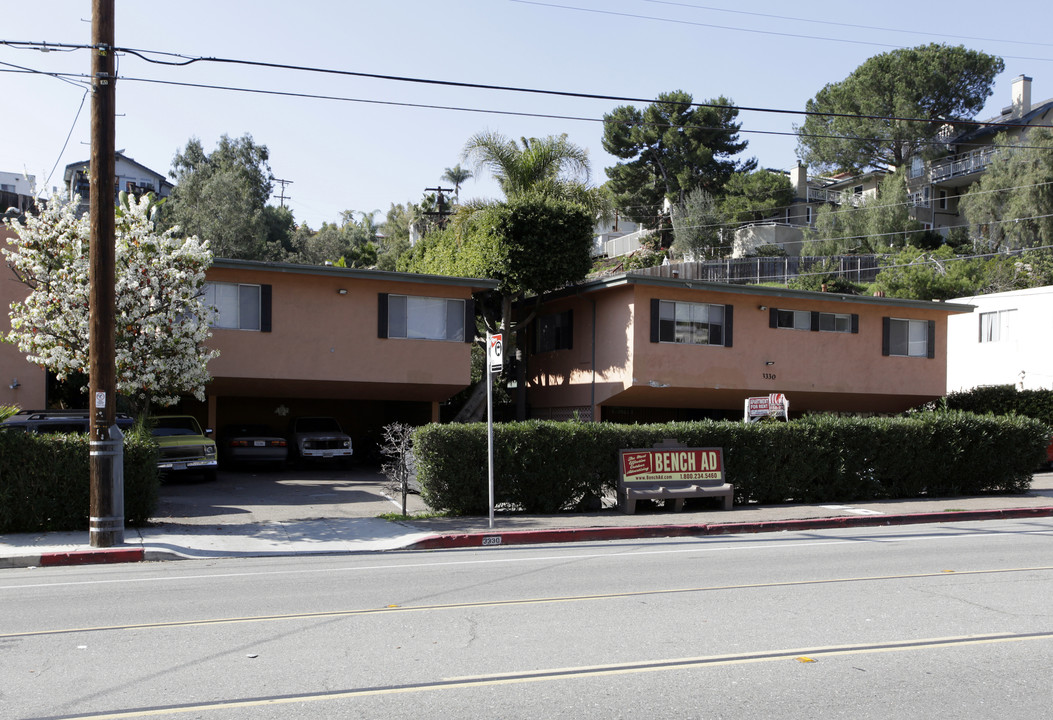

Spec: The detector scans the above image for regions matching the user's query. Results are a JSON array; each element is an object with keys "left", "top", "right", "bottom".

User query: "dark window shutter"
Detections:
[
  {"left": 927, "top": 320, "right": 936, "bottom": 359},
  {"left": 565, "top": 309, "right": 573, "bottom": 350},
  {"left": 851, "top": 314, "right": 859, "bottom": 334},
  {"left": 260, "top": 284, "right": 272, "bottom": 333},
  {"left": 463, "top": 298, "right": 475, "bottom": 343},
  {"left": 377, "top": 293, "right": 389, "bottom": 339},
  {"left": 882, "top": 317, "right": 891, "bottom": 356},
  {"left": 650, "top": 299, "right": 661, "bottom": 343},
  {"left": 724, "top": 304, "right": 734, "bottom": 347},
  {"left": 769, "top": 307, "right": 778, "bottom": 328},
  {"left": 810, "top": 311, "right": 820, "bottom": 332}
]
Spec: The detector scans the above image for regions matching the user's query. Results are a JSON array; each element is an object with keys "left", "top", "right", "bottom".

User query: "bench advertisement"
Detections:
[{"left": 619, "top": 447, "right": 724, "bottom": 485}]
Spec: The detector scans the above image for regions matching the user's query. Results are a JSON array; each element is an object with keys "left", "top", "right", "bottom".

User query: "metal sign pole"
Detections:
[{"left": 486, "top": 360, "right": 495, "bottom": 529}]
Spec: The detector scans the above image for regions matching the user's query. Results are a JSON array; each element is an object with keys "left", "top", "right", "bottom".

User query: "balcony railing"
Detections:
[
  {"left": 806, "top": 187, "right": 863, "bottom": 206},
  {"left": 930, "top": 147, "right": 998, "bottom": 183}
]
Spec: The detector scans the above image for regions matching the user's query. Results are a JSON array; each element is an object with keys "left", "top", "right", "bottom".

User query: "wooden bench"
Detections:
[{"left": 618, "top": 441, "right": 734, "bottom": 515}]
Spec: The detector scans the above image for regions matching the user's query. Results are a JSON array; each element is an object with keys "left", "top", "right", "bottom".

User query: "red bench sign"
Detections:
[{"left": 620, "top": 447, "right": 724, "bottom": 485}]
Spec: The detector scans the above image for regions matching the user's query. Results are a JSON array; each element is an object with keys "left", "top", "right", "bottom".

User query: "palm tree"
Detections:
[
  {"left": 440, "top": 164, "right": 472, "bottom": 199},
  {"left": 461, "top": 131, "right": 590, "bottom": 198},
  {"left": 461, "top": 131, "right": 612, "bottom": 223}
]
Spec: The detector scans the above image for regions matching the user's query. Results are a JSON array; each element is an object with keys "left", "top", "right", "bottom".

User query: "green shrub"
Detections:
[
  {"left": 945, "top": 385, "right": 1053, "bottom": 427},
  {"left": 0, "top": 429, "right": 159, "bottom": 533},
  {"left": 413, "top": 414, "right": 1047, "bottom": 514}
]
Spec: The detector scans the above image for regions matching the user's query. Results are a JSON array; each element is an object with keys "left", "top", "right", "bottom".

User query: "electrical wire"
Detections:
[
  {"left": 4, "top": 37, "right": 1051, "bottom": 134},
  {"left": 112, "top": 44, "right": 1053, "bottom": 132},
  {"left": 511, "top": 0, "right": 1053, "bottom": 64},
  {"left": 42, "top": 88, "right": 89, "bottom": 193},
  {"left": 635, "top": 0, "right": 1053, "bottom": 48}
]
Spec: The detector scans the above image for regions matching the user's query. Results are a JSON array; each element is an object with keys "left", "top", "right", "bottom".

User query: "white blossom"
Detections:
[{"left": 2, "top": 194, "right": 219, "bottom": 408}]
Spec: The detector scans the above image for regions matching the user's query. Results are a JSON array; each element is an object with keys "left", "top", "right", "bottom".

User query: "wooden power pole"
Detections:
[{"left": 88, "top": 0, "right": 122, "bottom": 547}]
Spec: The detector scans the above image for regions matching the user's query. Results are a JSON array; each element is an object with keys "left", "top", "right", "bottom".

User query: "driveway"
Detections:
[{"left": 152, "top": 465, "right": 429, "bottom": 525}]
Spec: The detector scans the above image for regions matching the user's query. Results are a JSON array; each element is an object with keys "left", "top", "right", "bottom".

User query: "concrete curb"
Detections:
[
  {"left": 9, "top": 506, "right": 1053, "bottom": 567},
  {"left": 38, "top": 547, "right": 145, "bottom": 567},
  {"left": 405, "top": 506, "right": 1053, "bottom": 550}
]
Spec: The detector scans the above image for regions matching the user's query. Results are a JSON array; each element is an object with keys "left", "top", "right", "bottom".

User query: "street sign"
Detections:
[{"left": 487, "top": 333, "right": 503, "bottom": 373}]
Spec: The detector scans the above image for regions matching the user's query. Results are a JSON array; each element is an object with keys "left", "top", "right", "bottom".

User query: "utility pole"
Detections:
[
  {"left": 274, "top": 178, "right": 292, "bottom": 208},
  {"left": 424, "top": 186, "right": 454, "bottom": 229},
  {"left": 88, "top": 0, "right": 122, "bottom": 548}
]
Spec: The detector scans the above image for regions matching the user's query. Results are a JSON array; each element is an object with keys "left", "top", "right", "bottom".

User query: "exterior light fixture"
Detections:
[
  {"left": 765, "top": 361, "right": 775, "bottom": 366},
  {"left": 337, "top": 289, "right": 348, "bottom": 295}
]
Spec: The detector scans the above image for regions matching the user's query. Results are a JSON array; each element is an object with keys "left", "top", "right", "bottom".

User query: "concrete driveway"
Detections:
[{"left": 153, "top": 465, "right": 430, "bottom": 525}]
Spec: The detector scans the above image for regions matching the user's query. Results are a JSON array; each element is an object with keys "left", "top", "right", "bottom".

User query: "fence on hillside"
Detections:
[{"left": 630, "top": 255, "right": 884, "bottom": 285}]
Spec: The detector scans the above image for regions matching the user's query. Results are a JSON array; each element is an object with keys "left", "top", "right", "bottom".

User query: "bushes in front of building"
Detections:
[
  {"left": 412, "top": 413, "right": 1048, "bottom": 514},
  {"left": 0, "top": 430, "right": 160, "bottom": 533},
  {"left": 944, "top": 384, "right": 1053, "bottom": 426}
]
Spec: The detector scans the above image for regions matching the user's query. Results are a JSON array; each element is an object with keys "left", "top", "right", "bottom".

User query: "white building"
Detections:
[
  {"left": 946, "top": 285, "right": 1053, "bottom": 393},
  {"left": 0, "top": 171, "right": 35, "bottom": 196}
]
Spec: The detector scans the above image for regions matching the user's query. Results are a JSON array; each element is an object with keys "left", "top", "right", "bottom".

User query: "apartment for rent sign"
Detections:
[{"left": 619, "top": 447, "right": 724, "bottom": 485}]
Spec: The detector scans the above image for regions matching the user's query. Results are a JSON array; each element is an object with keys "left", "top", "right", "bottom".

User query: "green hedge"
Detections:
[
  {"left": 413, "top": 413, "right": 1048, "bottom": 515},
  {"left": 0, "top": 430, "right": 160, "bottom": 533},
  {"left": 945, "top": 385, "right": 1053, "bottom": 426}
]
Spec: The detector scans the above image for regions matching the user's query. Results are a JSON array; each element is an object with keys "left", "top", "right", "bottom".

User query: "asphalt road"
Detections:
[{"left": 3, "top": 518, "right": 1053, "bottom": 719}]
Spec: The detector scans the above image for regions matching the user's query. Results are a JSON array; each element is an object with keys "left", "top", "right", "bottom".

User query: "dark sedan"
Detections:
[{"left": 218, "top": 423, "right": 289, "bottom": 468}]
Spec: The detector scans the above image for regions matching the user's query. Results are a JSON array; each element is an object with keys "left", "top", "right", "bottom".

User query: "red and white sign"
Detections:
[
  {"left": 487, "top": 333, "right": 503, "bottom": 373},
  {"left": 620, "top": 448, "right": 724, "bottom": 485},
  {"left": 745, "top": 393, "right": 789, "bottom": 421}
]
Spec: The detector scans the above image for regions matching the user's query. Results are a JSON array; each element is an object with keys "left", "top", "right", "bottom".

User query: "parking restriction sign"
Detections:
[{"left": 487, "top": 333, "right": 503, "bottom": 373}]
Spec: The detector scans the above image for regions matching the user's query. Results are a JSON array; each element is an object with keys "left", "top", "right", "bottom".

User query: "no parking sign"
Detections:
[{"left": 487, "top": 333, "right": 503, "bottom": 373}]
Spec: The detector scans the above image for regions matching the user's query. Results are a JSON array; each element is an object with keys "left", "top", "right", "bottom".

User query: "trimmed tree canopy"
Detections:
[
  {"left": 401, "top": 193, "right": 594, "bottom": 298},
  {"left": 796, "top": 44, "right": 1004, "bottom": 174}
]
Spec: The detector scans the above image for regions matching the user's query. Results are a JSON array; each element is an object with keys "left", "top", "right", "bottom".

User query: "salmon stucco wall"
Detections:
[
  {"left": 205, "top": 266, "right": 475, "bottom": 395},
  {"left": 526, "top": 280, "right": 963, "bottom": 417}
]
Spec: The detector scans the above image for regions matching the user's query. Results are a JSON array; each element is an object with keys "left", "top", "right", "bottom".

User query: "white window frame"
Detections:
[
  {"left": 776, "top": 309, "right": 811, "bottom": 331},
  {"left": 888, "top": 318, "right": 929, "bottom": 357},
  {"left": 387, "top": 295, "right": 465, "bottom": 342},
  {"left": 818, "top": 312, "right": 852, "bottom": 333},
  {"left": 979, "top": 309, "right": 1014, "bottom": 343},
  {"left": 204, "top": 282, "right": 261, "bottom": 331}
]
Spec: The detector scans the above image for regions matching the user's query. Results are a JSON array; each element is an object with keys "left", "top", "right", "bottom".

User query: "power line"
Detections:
[
  {"left": 43, "top": 88, "right": 89, "bottom": 193},
  {"left": 111, "top": 45, "right": 1052, "bottom": 131},
  {"left": 4, "top": 38, "right": 1052, "bottom": 134},
  {"left": 635, "top": 0, "right": 1053, "bottom": 48},
  {"left": 510, "top": 0, "right": 1053, "bottom": 63}
]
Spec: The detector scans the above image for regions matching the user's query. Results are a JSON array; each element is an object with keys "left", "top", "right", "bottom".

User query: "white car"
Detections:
[{"left": 289, "top": 417, "right": 353, "bottom": 464}]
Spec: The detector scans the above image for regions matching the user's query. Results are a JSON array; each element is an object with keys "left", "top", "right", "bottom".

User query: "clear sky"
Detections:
[{"left": 2, "top": 0, "right": 1049, "bottom": 230}]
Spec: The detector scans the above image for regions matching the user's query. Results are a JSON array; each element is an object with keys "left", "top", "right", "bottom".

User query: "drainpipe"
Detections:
[{"left": 590, "top": 295, "right": 596, "bottom": 422}]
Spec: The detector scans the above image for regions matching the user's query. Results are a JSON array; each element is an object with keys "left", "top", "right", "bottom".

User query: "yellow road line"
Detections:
[{"left": 7, "top": 564, "right": 1053, "bottom": 640}]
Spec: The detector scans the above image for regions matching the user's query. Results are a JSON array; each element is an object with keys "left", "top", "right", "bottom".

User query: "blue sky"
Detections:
[{"left": 2, "top": 0, "right": 1049, "bottom": 229}]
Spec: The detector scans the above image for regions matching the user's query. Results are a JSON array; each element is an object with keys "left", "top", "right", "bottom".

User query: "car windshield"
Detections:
[
  {"left": 296, "top": 418, "right": 341, "bottom": 433},
  {"left": 151, "top": 418, "right": 202, "bottom": 437}
]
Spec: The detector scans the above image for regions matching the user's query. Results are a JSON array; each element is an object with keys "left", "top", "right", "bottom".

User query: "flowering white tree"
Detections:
[{"left": 2, "top": 193, "right": 218, "bottom": 412}]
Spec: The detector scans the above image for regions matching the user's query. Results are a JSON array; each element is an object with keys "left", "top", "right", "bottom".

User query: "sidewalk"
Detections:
[{"left": 3, "top": 470, "right": 1053, "bottom": 568}]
